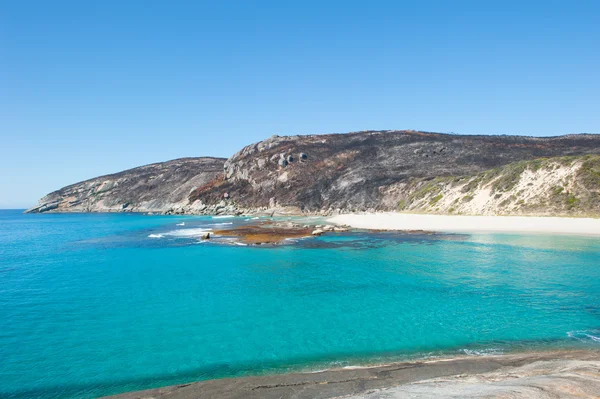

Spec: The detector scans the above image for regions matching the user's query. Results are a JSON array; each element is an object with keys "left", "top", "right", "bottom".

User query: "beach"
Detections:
[
  {"left": 328, "top": 213, "right": 600, "bottom": 236},
  {"left": 105, "top": 350, "right": 600, "bottom": 398}
]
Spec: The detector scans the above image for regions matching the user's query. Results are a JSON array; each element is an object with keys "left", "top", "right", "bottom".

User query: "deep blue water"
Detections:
[{"left": 1, "top": 209, "right": 599, "bottom": 398}]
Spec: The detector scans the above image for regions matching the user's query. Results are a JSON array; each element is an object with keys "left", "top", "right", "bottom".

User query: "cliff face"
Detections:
[
  {"left": 26, "top": 157, "right": 225, "bottom": 214},
  {"left": 28, "top": 130, "right": 600, "bottom": 216},
  {"left": 188, "top": 130, "right": 600, "bottom": 215}
]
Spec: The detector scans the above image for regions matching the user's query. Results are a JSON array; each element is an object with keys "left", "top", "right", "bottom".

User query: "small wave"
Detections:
[
  {"left": 148, "top": 234, "right": 164, "bottom": 238},
  {"left": 282, "top": 236, "right": 310, "bottom": 244},
  {"left": 212, "top": 215, "right": 235, "bottom": 219},
  {"left": 568, "top": 330, "right": 600, "bottom": 343},
  {"left": 163, "top": 228, "right": 213, "bottom": 237},
  {"left": 176, "top": 222, "right": 185, "bottom": 226},
  {"left": 461, "top": 348, "right": 504, "bottom": 356}
]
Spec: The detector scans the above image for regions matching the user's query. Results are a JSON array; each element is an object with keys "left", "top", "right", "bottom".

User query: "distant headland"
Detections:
[{"left": 26, "top": 130, "right": 600, "bottom": 218}]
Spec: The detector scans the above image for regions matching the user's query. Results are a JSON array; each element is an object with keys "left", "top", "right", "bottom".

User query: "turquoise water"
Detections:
[{"left": 1, "top": 210, "right": 599, "bottom": 398}]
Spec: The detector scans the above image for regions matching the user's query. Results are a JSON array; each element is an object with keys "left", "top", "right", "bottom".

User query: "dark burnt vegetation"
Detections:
[{"left": 190, "top": 131, "right": 600, "bottom": 212}]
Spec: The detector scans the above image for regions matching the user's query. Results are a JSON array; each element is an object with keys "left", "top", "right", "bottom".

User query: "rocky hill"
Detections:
[
  {"left": 26, "top": 157, "right": 225, "bottom": 214},
  {"left": 188, "top": 130, "right": 600, "bottom": 216},
  {"left": 27, "top": 130, "right": 600, "bottom": 216}
]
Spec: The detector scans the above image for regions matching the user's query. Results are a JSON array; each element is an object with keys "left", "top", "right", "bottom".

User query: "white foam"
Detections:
[
  {"left": 148, "top": 234, "right": 164, "bottom": 238},
  {"left": 176, "top": 222, "right": 185, "bottom": 226},
  {"left": 461, "top": 348, "right": 504, "bottom": 356},
  {"left": 212, "top": 215, "right": 235, "bottom": 219},
  {"left": 568, "top": 330, "right": 600, "bottom": 342},
  {"left": 163, "top": 228, "right": 213, "bottom": 237}
]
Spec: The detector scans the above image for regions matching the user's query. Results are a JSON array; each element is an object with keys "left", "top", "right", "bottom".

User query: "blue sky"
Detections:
[{"left": 1, "top": 1, "right": 599, "bottom": 208}]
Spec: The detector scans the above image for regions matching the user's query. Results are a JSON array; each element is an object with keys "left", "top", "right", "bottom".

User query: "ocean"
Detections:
[{"left": 1, "top": 209, "right": 599, "bottom": 398}]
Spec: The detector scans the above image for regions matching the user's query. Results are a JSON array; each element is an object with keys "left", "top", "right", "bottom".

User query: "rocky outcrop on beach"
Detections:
[
  {"left": 26, "top": 157, "right": 225, "bottom": 214},
  {"left": 28, "top": 130, "right": 600, "bottom": 216}
]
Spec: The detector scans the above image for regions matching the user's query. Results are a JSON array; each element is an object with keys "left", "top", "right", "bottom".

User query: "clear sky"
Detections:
[{"left": 1, "top": 1, "right": 599, "bottom": 208}]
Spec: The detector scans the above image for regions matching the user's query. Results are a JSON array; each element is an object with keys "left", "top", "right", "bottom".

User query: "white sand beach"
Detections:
[{"left": 328, "top": 213, "right": 600, "bottom": 236}]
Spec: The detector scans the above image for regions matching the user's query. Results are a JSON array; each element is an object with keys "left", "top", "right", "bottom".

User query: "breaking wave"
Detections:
[
  {"left": 568, "top": 330, "right": 600, "bottom": 343},
  {"left": 461, "top": 348, "right": 504, "bottom": 356},
  {"left": 164, "top": 228, "right": 212, "bottom": 237},
  {"left": 149, "top": 228, "right": 212, "bottom": 239}
]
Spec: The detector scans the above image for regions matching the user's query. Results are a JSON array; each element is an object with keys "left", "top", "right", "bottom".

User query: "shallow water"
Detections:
[{"left": 1, "top": 210, "right": 599, "bottom": 398}]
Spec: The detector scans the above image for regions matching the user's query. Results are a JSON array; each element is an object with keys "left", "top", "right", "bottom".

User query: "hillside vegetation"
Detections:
[
  {"left": 189, "top": 131, "right": 600, "bottom": 215},
  {"left": 393, "top": 155, "right": 600, "bottom": 216},
  {"left": 27, "top": 131, "right": 600, "bottom": 216}
]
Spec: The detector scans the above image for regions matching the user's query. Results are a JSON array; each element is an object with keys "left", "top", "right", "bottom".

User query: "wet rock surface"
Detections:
[{"left": 213, "top": 222, "right": 315, "bottom": 245}]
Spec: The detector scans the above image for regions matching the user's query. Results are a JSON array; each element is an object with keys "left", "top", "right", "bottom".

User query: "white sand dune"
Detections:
[{"left": 328, "top": 213, "right": 600, "bottom": 236}]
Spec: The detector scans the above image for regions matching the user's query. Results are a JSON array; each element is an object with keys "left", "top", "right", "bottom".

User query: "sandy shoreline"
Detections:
[
  {"left": 104, "top": 350, "right": 600, "bottom": 398},
  {"left": 328, "top": 213, "right": 600, "bottom": 236}
]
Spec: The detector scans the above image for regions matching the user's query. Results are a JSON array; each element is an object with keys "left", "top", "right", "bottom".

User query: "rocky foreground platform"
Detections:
[{"left": 104, "top": 350, "right": 600, "bottom": 399}]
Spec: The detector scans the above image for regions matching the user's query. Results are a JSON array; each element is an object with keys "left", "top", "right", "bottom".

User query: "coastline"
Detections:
[
  {"left": 104, "top": 350, "right": 600, "bottom": 398},
  {"left": 328, "top": 212, "right": 600, "bottom": 236}
]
